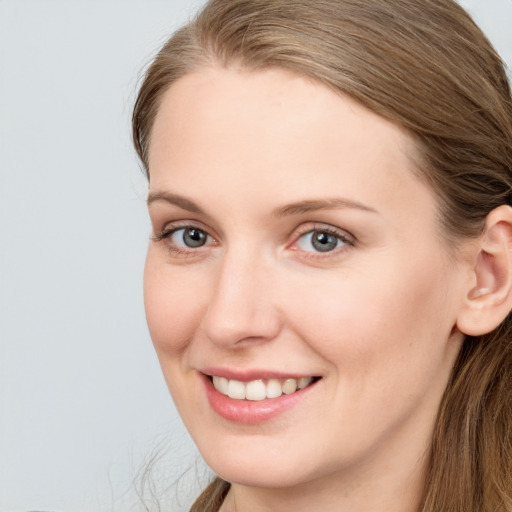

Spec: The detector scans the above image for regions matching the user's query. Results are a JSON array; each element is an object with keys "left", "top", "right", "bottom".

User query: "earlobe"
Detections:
[{"left": 456, "top": 205, "right": 512, "bottom": 336}]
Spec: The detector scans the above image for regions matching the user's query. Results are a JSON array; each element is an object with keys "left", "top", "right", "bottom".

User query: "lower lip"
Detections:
[{"left": 202, "top": 374, "right": 318, "bottom": 424}]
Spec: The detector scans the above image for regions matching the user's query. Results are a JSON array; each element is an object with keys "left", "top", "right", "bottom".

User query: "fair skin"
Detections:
[{"left": 144, "top": 67, "right": 511, "bottom": 512}]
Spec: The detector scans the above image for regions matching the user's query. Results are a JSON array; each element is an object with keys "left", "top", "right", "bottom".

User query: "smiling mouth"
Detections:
[{"left": 209, "top": 375, "right": 321, "bottom": 401}]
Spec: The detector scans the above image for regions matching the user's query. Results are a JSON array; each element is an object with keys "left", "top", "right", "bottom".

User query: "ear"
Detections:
[{"left": 456, "top": 205, "right": 512, "bottom": 336}]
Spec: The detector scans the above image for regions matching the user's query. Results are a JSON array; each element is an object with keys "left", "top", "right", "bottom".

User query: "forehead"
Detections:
[
  {"left": 149, "top": 66, "right": 413, "bottom": 158},
  {"left": 148, "top": 66, "right": 435, "bottom": 225}
]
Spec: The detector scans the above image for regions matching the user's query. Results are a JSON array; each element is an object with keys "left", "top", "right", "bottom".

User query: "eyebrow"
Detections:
[
  {"left": 147, "top": 191, "right": 377, "bottom": 217},
  {"left": 272, "top": 198, "right": 378, "bottom": 217},
  {"left": 147, "top": 191, "right": 205, "bottom": 214}
]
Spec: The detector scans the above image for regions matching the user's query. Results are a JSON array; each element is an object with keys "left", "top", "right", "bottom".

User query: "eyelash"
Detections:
[{"left": 152, "top": 222, "right": 354, "bottom": 259}]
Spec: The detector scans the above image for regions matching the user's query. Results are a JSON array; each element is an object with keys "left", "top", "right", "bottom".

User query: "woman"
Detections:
[{"left": 132, "top": 0, "right": 512, "bottom": 510}]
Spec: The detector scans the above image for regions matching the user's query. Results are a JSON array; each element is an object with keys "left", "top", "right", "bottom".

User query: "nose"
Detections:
[{"left": 201, "top": 248, "right": 282, "bottom": 348}]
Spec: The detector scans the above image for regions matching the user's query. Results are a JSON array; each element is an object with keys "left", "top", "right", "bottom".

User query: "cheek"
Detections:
[
  {"left": 278, "top": 260, "right": 460, "bottom": 452},
  {"left": 143, "top": 252, "right": 208, "bottom": 357},
  {"left": 283, "top": 254, "right": 457, "bottom": 383}
]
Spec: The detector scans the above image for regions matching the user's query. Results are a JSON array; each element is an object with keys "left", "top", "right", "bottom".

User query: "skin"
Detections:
[{"left": 144, "top": 67, "right": 474, "bottom": 512}]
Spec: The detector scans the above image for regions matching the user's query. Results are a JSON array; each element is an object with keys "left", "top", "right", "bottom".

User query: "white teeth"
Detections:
[
  {"left": 298, "top": 377, "right": 313, "bottom": 389},
  {"left": 227, "top": 379, "right": 246, "bottom": 399},
  {"left": 282, "top": 378, "right": 297, "bottom": 395},
  {"left": 212, "top": 375, "right": 315, "bottom": 400},
  {"left": 266, "top": 379, "right": 283, "bottom": 399},
  {"left": 245, "top": 380, "right": 267, "bottom": 401},
  {"left": 212, "top": 376, "right": 229, "bottom": 395}
]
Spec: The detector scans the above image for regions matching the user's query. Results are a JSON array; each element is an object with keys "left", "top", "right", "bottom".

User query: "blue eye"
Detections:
[
  {"left": 171, "top": 227, "right": 209, "bottom": 248},
  {"left": 296, "top": 230, "right": 346, "bottom": 253}
]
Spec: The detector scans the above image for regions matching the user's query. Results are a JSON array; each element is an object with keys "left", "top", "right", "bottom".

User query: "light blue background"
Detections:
[{"left": 0, "top": 1, "right": 510, "bottom": 511}]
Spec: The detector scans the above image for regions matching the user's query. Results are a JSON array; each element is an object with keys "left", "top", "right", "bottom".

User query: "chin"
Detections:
[
  {"left": 209, "top": 455, "right": 311, "bottom": 489},
  {"left": 192, "top": 430, "right": 328, "bottom": 489}
]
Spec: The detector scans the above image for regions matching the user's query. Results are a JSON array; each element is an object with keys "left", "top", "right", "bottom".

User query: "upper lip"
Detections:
[{"left": 200, "top": 367, "right": 320, "bottom": 382}]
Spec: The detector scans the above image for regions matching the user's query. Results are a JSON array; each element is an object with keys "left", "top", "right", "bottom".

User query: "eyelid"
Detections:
[{"left": 153, "top": 219, "right": 216, "bottom": 241}]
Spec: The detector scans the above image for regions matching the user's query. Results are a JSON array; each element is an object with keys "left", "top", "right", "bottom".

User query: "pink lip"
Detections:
[{"left": 200, "top": 372, "right": 320, "bottom": 424}]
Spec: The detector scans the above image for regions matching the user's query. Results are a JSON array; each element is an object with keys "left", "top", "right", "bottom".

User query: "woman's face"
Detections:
[{"left": 145, "top": 67, "right": 468, "bottom": 490}]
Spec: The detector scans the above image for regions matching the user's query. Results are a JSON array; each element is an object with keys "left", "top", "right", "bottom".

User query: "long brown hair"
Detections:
[{"left": 133, "top": 1, "right": 512, "bottom": 510}]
